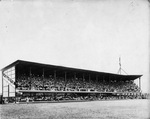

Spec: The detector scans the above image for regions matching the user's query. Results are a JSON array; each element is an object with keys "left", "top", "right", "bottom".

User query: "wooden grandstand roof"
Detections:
[{"left": 1, "top": 60, "right": 142, "bottom": 81}]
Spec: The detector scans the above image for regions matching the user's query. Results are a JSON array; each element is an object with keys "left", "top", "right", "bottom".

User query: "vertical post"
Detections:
[
  {"left": 65, "top": 72, "right": 67, "bottom": 82},
  {"left": 89, "top": 74, "right": 91, "bottom": 88},
  {"left": 96, "top": 75, "right": 98, "bottom": 84},
  {"left": 74, "top": 72, "right": 76, "bottom": 79},
  {"left": 43, "top": 68, "right": 44, "bottom": 78},
  {"left": 29, "top": 67, "right": 31, "bottom": 76},
  {"left": 83, "top": 73, "right": 85, "bottom": 82},
  {"left": 103, "top": 75, "right": 105, "bottom": 83},
  {"left": 83, "top": 74, "right": 84, "bottom": 80},
  {"left": 54, "top": 70, "right": 56, "bottom": 87},
  {"left": 15, "top": 66, "right": 16, "bottom": 103},
  {"left": 8, "top": 85, "right": 9, "bottom": 103},
  {"left": 139, "top": 77, "right": 141, "bottom": 92},
  {"left": 65, "top": 72, "right": 67, "bottom": 87},
  {"left": 43, "top": 68, "right": 45, "bottom": 90},
  {"left": 83, "top": 74, "right": 85, "bottom": 88},
  {"left": 54, "top": 70, "right": 56, "bottom": 80},
  {"left": 29, "top": 67, "right": 32, "bottom": 90},
  {"left": 74, "top": 72, "right": 76, "bottom": 91},
  {"left": 95, "top": 75, "right": 98, "bottom": 91},
  {"left": 2, "top": 71, "right": 3, "bottom": 103}
]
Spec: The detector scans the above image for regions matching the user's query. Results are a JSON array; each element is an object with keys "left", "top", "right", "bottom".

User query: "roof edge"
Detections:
[
  {"left": 0, "top": 60, "right": 143, "bottom": 80},
  {"left": 1, "top": 60, "right": 20, "bottom": 71}
]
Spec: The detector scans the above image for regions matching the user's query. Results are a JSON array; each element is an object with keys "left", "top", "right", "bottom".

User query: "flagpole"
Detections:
[
  {"left": 119, "top": 57, "right": 121, "bottom": 74},
  {"left": 117, "top": 57, "right": 128, "bottom": 75}
]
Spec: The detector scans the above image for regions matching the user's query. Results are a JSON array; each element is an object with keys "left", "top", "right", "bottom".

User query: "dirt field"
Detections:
[{"left": 0, "top": 99, "right": 149, "bottom": 119}]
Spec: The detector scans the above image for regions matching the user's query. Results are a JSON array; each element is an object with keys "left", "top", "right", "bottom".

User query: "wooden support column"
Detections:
[
  {"left": 2, "top": 71, "right": 3, "bottom": 103},
  {"left": 43, "top": 68, "right": 45, "bottom": 78},
  {"left": 54, "top": 70, "right": 56, "bottom": 86},
  {"left": 89, "top": 74, "right": 90, "bottom": 83},
  {"left": 96, "top": 75, "right": 98, "bottom": 84},
  {"left": 15, "top": 66, "right": 16, "bottom": 103},
  {"left": 83, "top": 74, "right": 85, "bottom": 80},
  {"left": 8, "top": 85, "right": 9, "bottom": 103},
  {"left": 65, "top": 72, "right": 67, "bottom": 90},
  {"left": 42, "top": 68, "right": 45, "bottom": 89},
  {"left": 74, "top": 72, "right": 77, "bottom": 90},
  {"left": 108, "top": 76, "right": 110, "bottom": 83},
  {"left": 89, "top": 74, "right": 91, "bottom": 88},
  {"left": 29, "top": 67, "right": 32, "bottom": 76},
  {"left": 139, "top": 77, "right": 141, "bottom": 91},
  {"left": 65, "top": 72, "right": 67, "bottom": 83},
  {"left": 103, "top": 75, "right": 105, "bottom": 83},
  {"left": 29, "top": 67, "right": 32, "bottom": 90},
  {"left": 83, "top": 74, "right": 85, "bottom": 88},
  {"left": 54, "top": 70, "right": 56, "bottom": 80},
  {"left": 74, "top": 72, "right": 76, "bottom": 79}
]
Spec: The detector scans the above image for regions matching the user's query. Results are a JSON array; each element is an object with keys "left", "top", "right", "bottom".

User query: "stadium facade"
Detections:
[{"left": 1, "top": 60, "right": 143, "bottom": 103}]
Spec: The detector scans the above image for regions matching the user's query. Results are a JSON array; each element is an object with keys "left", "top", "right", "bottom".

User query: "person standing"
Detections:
[{"left": 26, "top": 97, "right": 29, "bottom": 104}]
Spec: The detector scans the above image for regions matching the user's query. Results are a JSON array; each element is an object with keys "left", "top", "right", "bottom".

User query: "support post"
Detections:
[
  {"left": 96, "top": 75, "right": 98, "bottom": 84},
  {"left": 15, "top": 66, "right": 16, "bottom": 103},
  {"left": 74, "top": 72, "right": 76, "bottom": 79},
  {"left": 43, "top": 68, "right": 45, "bottom": 90},
  {"left": 139, "top": 77, "right": 141, "bottom": 92},
  {"left": 54, "top": 70, "right": 56, "bottom": 87},
  {"left": 2, "top": 71, "right": 3, "bottom": 103},
  {"left": 29, "top": 67, "right": 32, "bottom": 76},
  {"left": 74, "top": 72, "right": 76, "bottom": 90},
  {"left": 43, "top": 68, "right": 45, "bottom": 78},
  {"left": 83, "top": 74, "right": 85, "bottom": 81},
  {"left": 29, "top": 67, "right": 32, "bottom": 90},
  {"left": 83, "top": 74, "right": 85, "bottom": 88},
  {"left": 103, "top": 75, "right": 105, "bottom": 83},
  {"left": 65, "top": 71, "right": 67, "bottom": 85},
  {"left": 65, "top": 72, "right": 66, "bottom": 81},
  {"left": 64, "top": 71, "right": 67, "bottom": 91},
  {"left": 89, "top": 74, "right": 91, "bottom": 88},
  {"left": 8, "top": 85, "right": 9, "bottom": 103}
]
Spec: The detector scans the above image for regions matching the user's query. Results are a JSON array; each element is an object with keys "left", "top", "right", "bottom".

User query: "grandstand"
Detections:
[{"left": 1, "top": 60, "right": 143, "bottom": 103}]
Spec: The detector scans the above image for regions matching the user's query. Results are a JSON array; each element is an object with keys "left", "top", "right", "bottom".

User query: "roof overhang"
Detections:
[{"left": 1, "top": 60, "right": 142, "bottom": 80}]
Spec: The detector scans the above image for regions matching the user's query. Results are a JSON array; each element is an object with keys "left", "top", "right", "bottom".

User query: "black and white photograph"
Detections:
[{"left": 0, "top": 0, "right": 149, "bottom": 119}]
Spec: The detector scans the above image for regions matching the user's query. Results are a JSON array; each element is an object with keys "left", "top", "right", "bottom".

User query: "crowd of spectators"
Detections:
[
  {"left": 16, "top": 74, "right": 141, "bottom": 94},
  {"left": 3, "top": 92, "right": 148, "bottom": 104}
]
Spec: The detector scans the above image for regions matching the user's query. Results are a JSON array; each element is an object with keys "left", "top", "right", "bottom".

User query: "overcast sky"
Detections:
[{"left": 0, "top": 0, "right": 149, "bottom": 93}]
